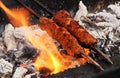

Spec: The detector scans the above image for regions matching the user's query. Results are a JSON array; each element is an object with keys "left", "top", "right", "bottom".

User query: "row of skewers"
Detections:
[{"left": 16, "top": 0, "right": 113, "bottom": 71}]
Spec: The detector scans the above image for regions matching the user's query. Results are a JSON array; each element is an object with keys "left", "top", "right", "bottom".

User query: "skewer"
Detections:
[
  {"left": 16, "top": 0, "right": 40, "bottom": 18},
  {"left": 81, "top": 16, "right": 99, "bottom": 28},
  {"left": 81, "top": 51, "right": 104, "bottom": 71},
  {"left": 16, "top": 0, "right": 111, "bottom": 70},
  {"left": 91, "top": 46, "right": 113, "bottom": 64},
  {"left": 34, "top": 0, "right": 54, "bottom": 15}
]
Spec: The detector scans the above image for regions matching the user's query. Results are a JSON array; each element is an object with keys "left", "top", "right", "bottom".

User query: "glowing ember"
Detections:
[{"left": 0, "top": 1, "right": 89, "bottom": 75}]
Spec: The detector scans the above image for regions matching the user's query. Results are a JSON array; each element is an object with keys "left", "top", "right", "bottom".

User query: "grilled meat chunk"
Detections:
[
  {"left": 53, "top": 10, "right": 97, "bottom": 47},
  {"left": 53, "top": 10, "right": 113, "bottom": 64},
  {"left": 38, "top": 17, "right": 85, "bottom": 57}
]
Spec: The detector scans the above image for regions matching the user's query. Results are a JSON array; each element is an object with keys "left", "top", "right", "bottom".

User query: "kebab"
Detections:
[
  {"left": 53, "top": 10, "right": 113, "bottom": 64},
  {"left": 16, "top": 0, "right": 112, "bottom": 69},
  {"left": 38, "top": 16, "right": 104, "bottom": 70}
]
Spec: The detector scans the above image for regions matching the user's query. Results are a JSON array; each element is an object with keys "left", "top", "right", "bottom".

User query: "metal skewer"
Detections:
[
  {"left": 91, "top": 46, "right": 113, "bottom": 64},
  {"left": 16, "top": 0, "right": 40, "bottom": 18},
  {"left": 34, "top": 0, "right": 54, "bottom": 15},
  {"left": 81, "top": 51, "right": 104, "bottom": 71}
]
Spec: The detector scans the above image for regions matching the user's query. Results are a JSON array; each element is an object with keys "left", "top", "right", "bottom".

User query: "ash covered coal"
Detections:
[
  {"left": 0, "top": 23, "right": 71, "bottom": 78},
  {"left": 0, "top": 24, "right": 42, "bottom": 78},
  {"left": 74, "top": 1, "right": 120, "bottom": 57}
]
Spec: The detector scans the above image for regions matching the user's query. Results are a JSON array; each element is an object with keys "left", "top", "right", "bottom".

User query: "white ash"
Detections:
[
  {"left": 12, "top": 67, "right": 28, "bottom": 78},
  {"left": 3, "top": 24, "right": 17, "bottom": 51},
  {"left": 74, "top": 1, "right": 88, "bottom": 22},
  {"left": 0, "top": 59, "right": 13, "bottom": 75},
  {"left": 24, "top": 72, "right": 39, "bottom": 78},
  {"left": 0, "top": 24, "right": 42, "bottom": 77},
  {"left": 14, "top": 25, "right": 48, "bottom": 42},
  {"left": 75, "top": 1, "right": 120, "bottom": 56},
  {"left": 14, "top": 27, "right": 27, "bottom": 40},
  {"left": 89, "top": 11, "right": 120, "bottom": 28},
  {"left": 108, "top": 2, "right": 120, "bottom": 18}
]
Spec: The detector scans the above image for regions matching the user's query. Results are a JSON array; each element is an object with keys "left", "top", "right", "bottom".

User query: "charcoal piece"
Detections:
[
  {"left": 24, "top": 72, "right": 39, "bottom": 78},
  {"left": 6, "top": 50, "right": 16, "bottom": 62},
  {"left": 0, "top": 24, "right": 5, "bottom": 37},
  {"left": 97, "top": 38, "right": 106, "bottom": 49},
  {"left": 115, "top": 40, "right": 120, "bottom": 46},
  {"left": 12, "top": 67, "right": 28, "bottom": 78},
  {"left": 0, "top": 59, "right": 13, "bottom": 76},
  {"left": 16, "top": 39, "right": 33, "bottom": 51},
  {"left": 110, "top": 46, "right": 119, "bottom": 56},
  {"left": 26, "top": 64, "right": 36, "bottom": 74},
  {"left": 2, "top": 72, "right": 11, "bottom": 78},
  {"left": 0, "top": 37, "right": 5, "bottom": 51},
  {"left": 0, "top": 49, "right": 6, "bottom": 58},
  {"left": 19, "top": 46, "right": 37, "bottom": 59},
  {"left": 3, "top": 24, "right": 17, "bottom": 51},
  {"left": 14, "top": 50, "right": 23, "bottom": 58},
  {"left": 14, "top": 27, "right": 27, "bottom": 40}
]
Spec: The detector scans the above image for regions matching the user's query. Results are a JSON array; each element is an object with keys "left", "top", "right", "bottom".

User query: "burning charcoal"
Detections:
[
  {"left": 12, "top": 67, "right": 28, "bottom": 78},
  {"left": 20, "top": 46, "right": 37, "bottom": 59},
  {"left": 0, "top": 59, "right": 13, "bottom": 77},
  {"left": 24, "top": 72, "right": 39, "bottom": 78},
  {"left": 3, "top": 24, "right": 17, "bottom": 51},
  {"left": 15, "top": 46, "right": 37, "bottom": 63}
]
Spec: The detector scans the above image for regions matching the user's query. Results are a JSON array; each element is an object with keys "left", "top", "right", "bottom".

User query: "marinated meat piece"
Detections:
[
  {"left": 53, "top": 10, "right": 113, "bottom": 64},
  {"left": 53, "top": 10, "right": 97, "bottom": 47},
  {"left": 38, "top": 17, "right": 85, "bottom": 57},
  {"left": 38, "top": 17, "right": 104, "bottom": 70}
]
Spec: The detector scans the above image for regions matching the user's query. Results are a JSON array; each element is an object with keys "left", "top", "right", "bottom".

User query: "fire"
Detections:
[
  {"left": 24, "top": 28, "right": 65, "bottom": 74},
  {"left": 0, "top": 1, "right": 30, "bottom": 27},
  {"left": 0, "top": 1, "right": 89, "bottom": 75}
]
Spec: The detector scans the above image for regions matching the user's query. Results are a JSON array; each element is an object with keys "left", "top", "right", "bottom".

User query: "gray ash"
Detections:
[{"left": 75, "top": 1, "right": 120, "bottom": 57}]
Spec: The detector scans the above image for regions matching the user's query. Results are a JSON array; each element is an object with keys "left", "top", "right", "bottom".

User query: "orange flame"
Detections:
[
  {"left": 0, "top": 1, "right": 30, "bottom": 27},
  {"left": 0, "top": 1, "right": 89, "bottom": 75}
]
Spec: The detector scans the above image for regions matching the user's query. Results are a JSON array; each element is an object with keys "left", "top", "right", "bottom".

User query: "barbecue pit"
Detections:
[{"left": 0, "top": 0, "right": 120, "bottom": 78}]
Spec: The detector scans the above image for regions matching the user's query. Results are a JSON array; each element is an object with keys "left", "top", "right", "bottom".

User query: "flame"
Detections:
[
  {"left": 0, "top": 1, "right": 30, "bottom": 27},
  {"left": 26, "top": 29, "right": 66, "bottom": 74},
  {"left": 23, "top": 27, "right": 87, "bottom": 74},
  {"left": 0, "top": 1, "right": 90, "bottom": 75}
]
